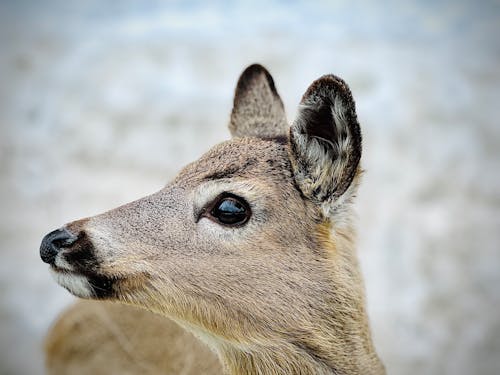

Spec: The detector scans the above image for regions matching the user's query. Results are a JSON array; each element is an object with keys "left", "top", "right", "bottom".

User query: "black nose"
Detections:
[{"left": 40, "top": 228, "right": 78, "bottom": 264}]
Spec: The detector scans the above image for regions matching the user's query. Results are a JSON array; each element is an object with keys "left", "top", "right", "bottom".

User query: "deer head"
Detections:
[{"left": 40, "top": 64, "right": 384, "bottom": 374}]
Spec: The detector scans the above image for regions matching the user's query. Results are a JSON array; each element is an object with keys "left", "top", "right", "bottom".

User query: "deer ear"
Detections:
[
  {"left": 229, "top": 64, "right": 288, "bottom": 138},
  {"left": 289, "top": 75, "right": 362, "bottom": 214}
]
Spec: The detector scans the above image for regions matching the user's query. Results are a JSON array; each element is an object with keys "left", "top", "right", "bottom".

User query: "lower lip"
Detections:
[{"left": 50, "top": 265, "right": 70, "bottom": 273}]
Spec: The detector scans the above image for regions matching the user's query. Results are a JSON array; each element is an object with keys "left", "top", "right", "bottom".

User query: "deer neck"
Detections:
[
  {"left": 215, "top": 333, "right": 383, "bottom": 375},
  {"left": 166, "top": 220, "right": 383, "bottom": 375},
  {"left": 212, "top": 222, "right": 383, "bottom": 375},
  {"left": 220, "top": 343, "right": 338, "bottom": 375}
]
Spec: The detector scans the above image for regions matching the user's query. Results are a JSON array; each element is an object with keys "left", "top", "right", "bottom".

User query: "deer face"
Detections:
[{"left": 40, "top": 65, "right": 363, "bottom": 347}]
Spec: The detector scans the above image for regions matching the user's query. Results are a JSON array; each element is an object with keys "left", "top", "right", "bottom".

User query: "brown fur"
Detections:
[
  {"left": 43, "top": 64, "right": 384, "bottom": 374},
  {"left": 45, "top": 300, "right": 221, "bottom": 375}
]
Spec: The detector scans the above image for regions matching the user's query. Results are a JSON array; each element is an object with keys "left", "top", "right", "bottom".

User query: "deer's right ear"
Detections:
[
  {"left": 229, "top": 64, "right": 288, "bottom": 138},
  {"left": 289, "top": 75, "right": 362, "bottom": 215}
]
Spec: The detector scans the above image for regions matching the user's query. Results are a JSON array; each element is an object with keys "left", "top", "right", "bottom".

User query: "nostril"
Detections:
[
  {"left": 52, "top": 232, "right": 78, "bottom": 248},
  {"left": 40, "top": 228, "right": 78, "bottom": 264}
]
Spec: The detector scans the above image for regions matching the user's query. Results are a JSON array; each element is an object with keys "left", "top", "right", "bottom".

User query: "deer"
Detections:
[{"left": 40, "top": 64, "right": 385, "bottom": 375}]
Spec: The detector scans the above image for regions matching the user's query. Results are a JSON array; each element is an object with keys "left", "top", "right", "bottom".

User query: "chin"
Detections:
[
  {"left": 50, "top": 265, "right": 119, "bottom": 299},
  {"left": 50, "top": 268, "right": 95, "bottom": 298}
]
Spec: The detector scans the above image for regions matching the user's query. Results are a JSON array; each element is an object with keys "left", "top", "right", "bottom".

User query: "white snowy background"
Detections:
[{"left": 1, "top": 0, "right": 499, "bottom": 374}]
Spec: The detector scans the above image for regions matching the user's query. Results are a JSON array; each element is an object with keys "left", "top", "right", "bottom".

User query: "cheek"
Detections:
[{"left": 198, "top": 221, "right": 262, "bottom": 251}]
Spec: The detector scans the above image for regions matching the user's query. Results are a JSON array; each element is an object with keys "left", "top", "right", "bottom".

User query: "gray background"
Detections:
[{"left": 1, "top": 0, "right": 499, "bottom": 374}]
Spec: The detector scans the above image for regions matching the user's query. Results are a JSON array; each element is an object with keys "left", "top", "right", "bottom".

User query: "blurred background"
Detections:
[{"left": 1, "top": 0, "right": 499, "bottom": 374}]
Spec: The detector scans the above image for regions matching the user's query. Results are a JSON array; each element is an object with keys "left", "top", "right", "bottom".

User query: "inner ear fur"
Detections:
[
  {"left": 229, "top": 64, "right": 288, "bottom": 138},
  {"left": 289, "top": 74, "right": 362, "bottom": 212}
]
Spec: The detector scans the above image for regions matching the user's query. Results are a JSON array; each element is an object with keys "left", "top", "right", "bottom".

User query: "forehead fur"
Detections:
[{"left": 174, "top": 136, "right": 293, "bottom": 187}]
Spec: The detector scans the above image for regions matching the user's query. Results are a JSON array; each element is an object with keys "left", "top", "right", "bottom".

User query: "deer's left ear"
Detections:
[
  {"left": 289, "top": 75, "right": 362, "bottom": 215},
  {"left": 229, "top": 64, "right": 288, "bottom": 138}
]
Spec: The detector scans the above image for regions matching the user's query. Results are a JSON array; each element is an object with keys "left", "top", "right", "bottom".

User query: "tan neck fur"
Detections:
[
  {"left": 199, "top": 220, "right": 383, "bottom": 375},
  {"left": 219, "top": 340, "right": 382, "bottom": 375}
]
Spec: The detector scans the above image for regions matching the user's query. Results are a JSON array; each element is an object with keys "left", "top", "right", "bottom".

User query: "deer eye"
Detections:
[{"left": 209, "top": 195, "right": 250, "bottom": 226}]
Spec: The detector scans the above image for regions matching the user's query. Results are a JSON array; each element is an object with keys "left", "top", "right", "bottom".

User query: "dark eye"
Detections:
[{"left": 209, "top": 195, "right": 251, "bottom": 226}]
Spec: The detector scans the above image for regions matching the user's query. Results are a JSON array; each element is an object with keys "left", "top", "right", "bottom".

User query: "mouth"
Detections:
[
  {"left": 49, "top": 265, "right": 115, "bottom": 299},
  {"left": 49, "top": 266, "right": 95, "bottom": 298}
]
